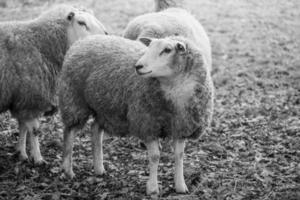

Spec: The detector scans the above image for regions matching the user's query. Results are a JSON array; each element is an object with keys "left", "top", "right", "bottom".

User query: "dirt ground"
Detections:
[{"left": 0, "top": 0, "right": 299, "bottom": 199}]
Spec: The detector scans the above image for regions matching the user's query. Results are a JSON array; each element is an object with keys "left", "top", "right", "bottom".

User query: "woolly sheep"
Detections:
[
  {"left": 0, "top": 4, "right": 107, "bottom": 164},
  {"left": 59, "top": 35, "right": 214, "bottom": 195},
  {"left": 123, "top": 0, "right": 212, "bottom": 70}
]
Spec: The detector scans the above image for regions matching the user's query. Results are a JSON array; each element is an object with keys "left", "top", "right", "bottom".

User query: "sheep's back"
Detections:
[
  {"left": 62, "top": 35, "right": 146, "bottom": 94},
  {"left": 124, "top": 8, "right": 212, "bottom": 69},
  {"left": 60, "top": 36, "right": 147, "bottom": 132},
  {"left": 84, "top": 36, "right": 146, "bottom": 113},
  {"left": 124, "top": 9, "right": 189, "bottom": 40}
]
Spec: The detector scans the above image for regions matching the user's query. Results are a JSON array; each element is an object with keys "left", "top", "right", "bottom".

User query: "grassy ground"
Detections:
[{"left": 0, "top": 0, "right": 299, "bottom": 199}]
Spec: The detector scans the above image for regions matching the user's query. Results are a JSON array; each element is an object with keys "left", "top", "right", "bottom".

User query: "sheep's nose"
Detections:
[
  {"left": 104, "top": 31, "right": 109, "bottom": 35},
  {"left": 135, "top": 65, "right": 144, "bottom": 70}
]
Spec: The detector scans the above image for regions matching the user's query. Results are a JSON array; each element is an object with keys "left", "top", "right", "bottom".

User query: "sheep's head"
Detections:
[
  {"left": 135, "top": 37, "right": 201, "bottom": 79},
  {"left": 66, "top": 7, "right": 108, "bottom": 45}
]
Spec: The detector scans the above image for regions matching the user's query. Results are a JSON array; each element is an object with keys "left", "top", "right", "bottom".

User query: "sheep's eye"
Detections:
[
  {"left": 77, "top": 21, "right": 87, "bottom": 27},
  {"left": 164, "top": 48, "right": 172, "bottom": 53},
  {"left": 161, "top": 48, "right": 172, "bottom": 55}
]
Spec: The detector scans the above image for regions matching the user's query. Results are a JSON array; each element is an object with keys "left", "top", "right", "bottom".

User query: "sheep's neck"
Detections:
[{"left": 159, "top": 75, "right": 196, "bottom": 110}]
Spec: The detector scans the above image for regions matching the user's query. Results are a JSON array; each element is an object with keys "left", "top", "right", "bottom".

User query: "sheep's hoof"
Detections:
[
  {"left": 175, "top": 182, "right": 189, "bottom": 194},
  {"left": 60, "top": 171, "right": 75, "bottom": 180},
  {"left": 61, "top": 160, "right": 75, "bottom": 179},
  {"left": 16, "top": 151, "right": 29, "bottom": 162},
  {"left": 62, "top": 169, "right": 75, "bottom": 179},
  {"left": 146, "top": 180, "right": 159, "bottom": 196},
  {"left": 34, "top": 158, "right": 48, "bottom": 166},
  {"left": 95, "top": 168, "right": 106, "bottom": 176}
]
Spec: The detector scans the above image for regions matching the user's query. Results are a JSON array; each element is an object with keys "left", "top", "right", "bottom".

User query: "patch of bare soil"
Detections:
[{"left": 0, "top": 0, "right": 299, "bottom": 199}]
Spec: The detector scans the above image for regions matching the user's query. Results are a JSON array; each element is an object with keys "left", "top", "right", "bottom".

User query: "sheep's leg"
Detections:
[
  {"left": 62, "top": 128, "right": 76, "bottom": 178},
  {"left": 26, "top": 119, "right": 44, "bottom": 164},
  {"left": 16, "top": 122, "right": 28, "bottom": 161},
  {"left": 91, "top": 123, "right": 105, "bottom": 175},
  {"left": 146, "top": 140, "right": 160, "bottom": 195},
  {"left": 174, "top": 139, "right": 189, "bottom": 193}
]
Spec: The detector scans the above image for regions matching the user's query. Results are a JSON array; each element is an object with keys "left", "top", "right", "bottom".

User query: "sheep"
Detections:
[
  {"left": 154, "top": 0, "right": 184, "bottom": 11},
  {"left": 123, "top": 0, "right": 212, "bottom": 70},
  {"left": 0, "top": 4, "right": 107, "bottom": 164},
  {"left": 59, "top": 34, "right": 214, "bottom": 195}
]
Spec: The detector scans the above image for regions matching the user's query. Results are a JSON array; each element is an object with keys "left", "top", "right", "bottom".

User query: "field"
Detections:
[{"left": 0, "top": 0, "right": 299, "bottom": 199}]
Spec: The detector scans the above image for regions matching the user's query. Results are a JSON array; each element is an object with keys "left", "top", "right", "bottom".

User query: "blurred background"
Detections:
[{"left": 0, "top": 0, "right": 299, "bottom": 199}]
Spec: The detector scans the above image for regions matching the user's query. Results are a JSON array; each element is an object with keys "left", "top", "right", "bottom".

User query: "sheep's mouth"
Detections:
[{"left": 136, "top": 70, "right": 152, "bottom": 76}]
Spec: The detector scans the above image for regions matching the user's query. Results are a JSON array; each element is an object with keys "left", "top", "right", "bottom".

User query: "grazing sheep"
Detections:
[
  {"left": 123, "top": 0, "right": 212, "bottom": 70},
  {"left": 59, "top": 35, "right": 214, "bottom": 195},
  {"left": 0, "top": 4, "right": 107, "bottom": 164}
]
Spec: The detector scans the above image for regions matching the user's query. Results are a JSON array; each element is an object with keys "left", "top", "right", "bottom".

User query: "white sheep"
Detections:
[
  {"left": 59, "top": 35, "right": 214, "bottom": 195},
  {"left": 123, "top": 0, "right": 213, "bottom": 193},
  {"left": 123, "top": 0, "right": 212, "bottom": 70},
  {"left": 0, "top": 4, "right": 107, "bottom": 164}
]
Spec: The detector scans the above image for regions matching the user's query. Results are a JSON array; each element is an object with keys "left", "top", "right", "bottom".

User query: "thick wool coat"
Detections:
[
  {"left": 59, "top": 35, "right": 213, "bottom": 142},
  {"left": 0, "top": 5, "right": 75, "bottom": 121}
]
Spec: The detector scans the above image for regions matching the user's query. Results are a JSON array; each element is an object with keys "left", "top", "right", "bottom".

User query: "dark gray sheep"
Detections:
[
  {"left": 59, "top": 35, "right": 214, "bottom": 195},
  {"left": 154, "top": 0, "right": 184, "bottom": 12},
  {"left": 154, "top": 0, "right": 184, "bottom": 11},
  {"left": 0, "top": 4, "right": 107, "bottom": 164}
]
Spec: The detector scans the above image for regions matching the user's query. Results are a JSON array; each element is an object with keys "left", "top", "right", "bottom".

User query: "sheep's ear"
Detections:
[
  {"left": 67, "top": 12, "right": 75, "bottom": 21},
  {"left": 175, "top": 42, "right": 186, "bottom": 53},
  {"left": 139, "top": 37, "right": 152, "bottom": 46}
]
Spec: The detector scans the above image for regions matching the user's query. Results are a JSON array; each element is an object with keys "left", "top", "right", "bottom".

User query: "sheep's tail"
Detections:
[{"left": 154, "top": 0, "right": 184, "bottom": 11}]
